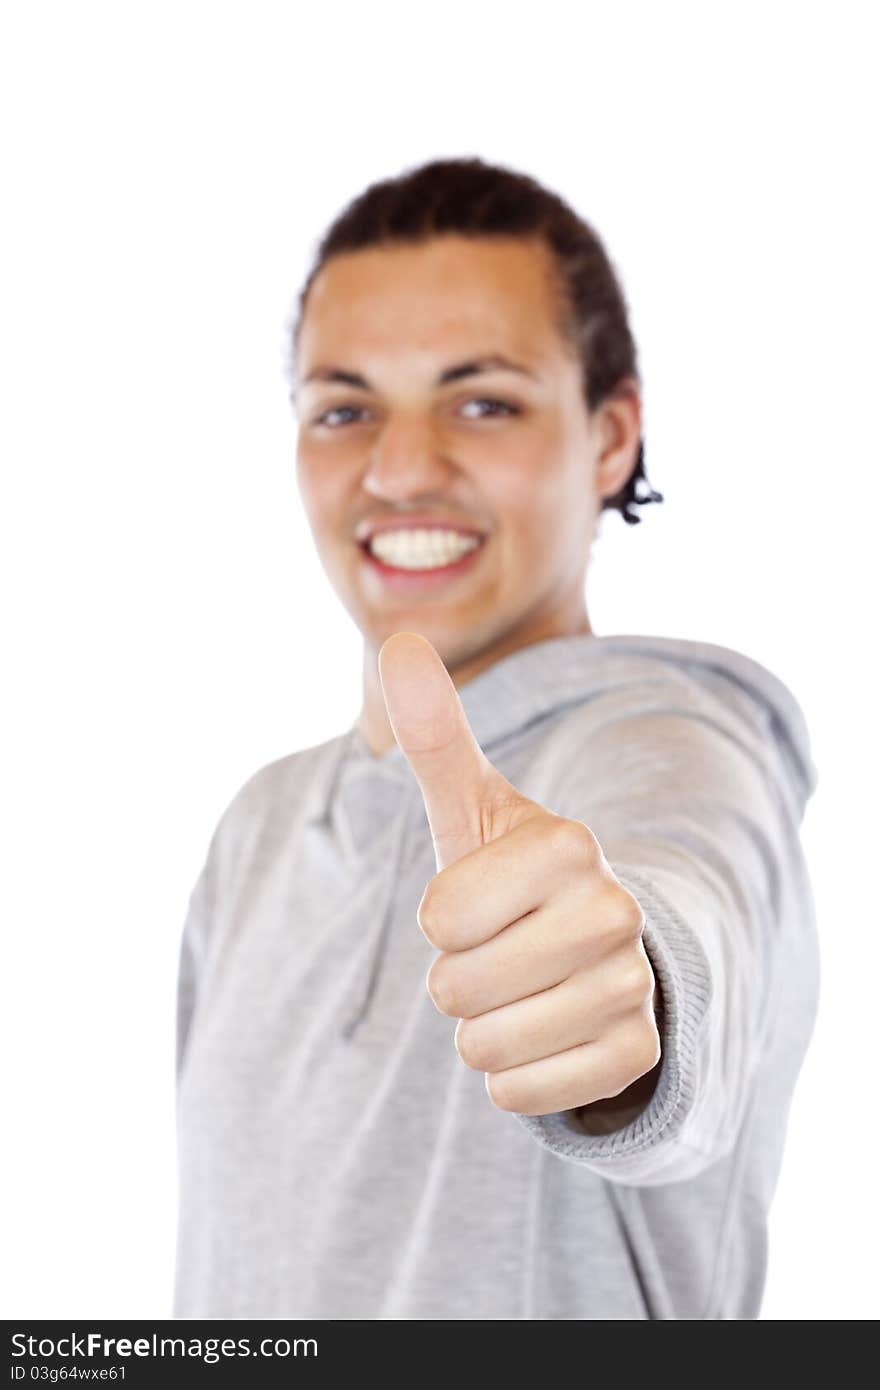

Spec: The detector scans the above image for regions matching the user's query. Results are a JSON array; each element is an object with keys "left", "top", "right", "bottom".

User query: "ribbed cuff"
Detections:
[{"left": 512, "top": 863, "right": 713, "bottom": 1184}]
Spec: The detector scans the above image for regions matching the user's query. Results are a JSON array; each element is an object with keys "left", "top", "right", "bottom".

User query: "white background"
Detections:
[{"left": 2, "top": 1, "right": 877, "bottom": 1320}]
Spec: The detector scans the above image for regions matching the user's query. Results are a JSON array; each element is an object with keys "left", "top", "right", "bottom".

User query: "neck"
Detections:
[{"left": 356, "top": 602, "right": 593, "bottom": 758}]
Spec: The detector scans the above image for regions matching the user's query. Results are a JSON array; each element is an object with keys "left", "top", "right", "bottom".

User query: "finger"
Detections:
[
  {"left": 426, "top": 882, "right": 638, "bottom": 1018},
  {"left": 453, "top": 944, "right": 657, "bottom": 1073},
  {"left": 418, "top": 814, "right": 607, "bottom": 951},
  {"left": 484, "top": 1015, "right": 662, "bottom": 1116},
  {"left": 377, "top": 631, "right": 530, "bottom": 870}
]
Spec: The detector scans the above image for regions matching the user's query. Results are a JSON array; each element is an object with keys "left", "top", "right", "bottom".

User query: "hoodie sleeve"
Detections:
[
  {"left": 512, "top": 661, "right": 820, "bottom": 1186},
  {"left": 175, "top": 849, "right": 215, "bottom": 1085},
  {"left": 174, "top": 777, "right": 254, "bottom": 1085}
]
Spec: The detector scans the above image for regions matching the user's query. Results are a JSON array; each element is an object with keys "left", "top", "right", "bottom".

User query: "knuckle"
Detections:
[
  {"left": 553, "top": 817, "right": 602, "bottom": 865},
  {"left": 600, "top": 1021, "right": 661, "bottom": 1097},
  {"left": 615, "top": 888, "right": 646, "bottom": 939},
  {"left": 605, "top": 1063, "right": 639, "bottom": 1100},
  {"left": 582, "top": 883, "right": 641, "bottom": 958},
  {"left": 426, "top": 956, "right": 462, "bottom": 1016},
  {"left": 485, "top": 1070, "right": 523, "bottom": 1113},
  {"left": 454, "top": 1018, "right": 491, "bottom": 1070},
  {"left": 622, "top": 1019, "right": 662, "bottom": 1081},
  {"left": 416, "top": 883, "right": 445, "bottom": 948},
  {"left": 643, "top": 1024, "right": 663, "bottom": 1073},
  {"left": 619, "top": 951, "right": 656, "bottom": 1009}
]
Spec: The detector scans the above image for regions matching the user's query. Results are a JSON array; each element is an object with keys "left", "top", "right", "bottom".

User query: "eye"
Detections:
[
  {"left": 312, "top": 404, "right": 370, "bottom": 428},
  {"left": 459, "top": 397, "right": 519, "bottom": 420},
  {"left": 310, "top": 397, "right": 520, "bottom": 429}
]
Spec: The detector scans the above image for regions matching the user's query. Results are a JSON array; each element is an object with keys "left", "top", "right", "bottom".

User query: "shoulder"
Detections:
[
  {"left": 551, "top": 633, "right": 818, "bottom": 809},
  {"left": 587, "top": 632, "right": 809, "bottom": 727},
  {"left": 205, "top": 733, "right": 347, "bottom": 863}
]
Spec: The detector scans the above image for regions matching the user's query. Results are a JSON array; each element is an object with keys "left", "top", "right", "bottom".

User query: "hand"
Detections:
[{"left": 378, "top": 632, "right": 662, "bottom": 1118}]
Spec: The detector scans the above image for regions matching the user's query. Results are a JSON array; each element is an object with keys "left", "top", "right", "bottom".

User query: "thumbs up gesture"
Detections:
[{"left": 378, "top": 632, "right": 662, "bottom": 1119}]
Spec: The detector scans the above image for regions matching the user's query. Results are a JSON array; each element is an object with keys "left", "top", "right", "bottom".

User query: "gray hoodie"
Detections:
[{"left": 172, "top": 631, "right": 819, "bottom": 1319}]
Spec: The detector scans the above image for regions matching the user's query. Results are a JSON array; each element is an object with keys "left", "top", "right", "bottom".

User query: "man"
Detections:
[{"left": 173, "top": 157, "right": 819, "bottom": 1319}]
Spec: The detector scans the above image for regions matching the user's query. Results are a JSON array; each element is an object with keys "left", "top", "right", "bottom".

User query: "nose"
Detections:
[{"left": 361, "top": 411, "right": 455, "bottom": 501}]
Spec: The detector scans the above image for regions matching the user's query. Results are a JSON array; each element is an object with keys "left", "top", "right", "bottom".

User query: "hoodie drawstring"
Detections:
[{"left": 306, "top": 725, "right": 358, "bottom": 831}]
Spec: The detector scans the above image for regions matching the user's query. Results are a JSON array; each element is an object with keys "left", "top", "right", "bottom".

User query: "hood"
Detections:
[{"left": 304, "top": 631, "right": 817, "bottom": 1040}]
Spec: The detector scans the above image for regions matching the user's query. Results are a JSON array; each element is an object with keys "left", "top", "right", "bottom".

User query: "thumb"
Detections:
[{"left": 378, "top": 632, "right": 531, "bottom": 870}]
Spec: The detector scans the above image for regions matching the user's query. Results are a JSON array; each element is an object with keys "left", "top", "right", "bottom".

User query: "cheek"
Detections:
[
  {"left": 490, "top": 461, "right": 569, "bottom": 548},
  {"left": 296, "top": 454, "right": 343, "bottom": 531}
]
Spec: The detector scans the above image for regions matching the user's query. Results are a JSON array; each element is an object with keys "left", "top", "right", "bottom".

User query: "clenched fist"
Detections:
[{"left": 378, "top": 632, "right": 662, "bottom": 1120}]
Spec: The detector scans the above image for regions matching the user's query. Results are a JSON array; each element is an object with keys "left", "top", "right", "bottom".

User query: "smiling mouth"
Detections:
[{"left": 360, "top": 527, "right": 487, "bottom": 571}]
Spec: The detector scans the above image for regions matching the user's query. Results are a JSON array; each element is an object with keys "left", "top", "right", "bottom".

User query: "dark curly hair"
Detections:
[{"left": 288, "top": 156, "right": 663, "bottom": 525}]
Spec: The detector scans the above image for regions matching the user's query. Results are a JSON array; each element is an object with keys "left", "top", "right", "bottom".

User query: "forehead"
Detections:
[{"left": 297, "top": 234, "right": 567, "bottom": 365}]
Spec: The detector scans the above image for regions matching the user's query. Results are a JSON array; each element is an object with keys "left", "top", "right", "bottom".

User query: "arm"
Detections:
[
  {"left": 512, "top": 689, "right": 819, "bottom": 1185},
  {"left": 175, "top": 854, "right": 212, "bottom": 1084}
]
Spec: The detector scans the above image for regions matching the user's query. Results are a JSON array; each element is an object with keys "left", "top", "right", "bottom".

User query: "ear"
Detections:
[{"left": 594, "top": 377, "right": 643, "bottom": 501}]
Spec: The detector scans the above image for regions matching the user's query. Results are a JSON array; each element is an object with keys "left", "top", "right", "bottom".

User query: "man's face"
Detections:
[{"left": 294, "top": 233, "right": 612, "bottom": 669}]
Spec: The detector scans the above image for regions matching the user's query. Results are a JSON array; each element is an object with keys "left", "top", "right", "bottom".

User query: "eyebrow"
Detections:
[{"left": 298, "top": 353, "right": 539, "bottom": 391}]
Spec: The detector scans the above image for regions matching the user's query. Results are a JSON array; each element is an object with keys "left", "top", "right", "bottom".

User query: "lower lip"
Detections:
[{"left": 359, "top": 537, "right": 487, "bottom": 591}]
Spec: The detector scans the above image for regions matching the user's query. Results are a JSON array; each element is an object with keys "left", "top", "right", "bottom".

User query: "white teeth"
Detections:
[{"left": 368, "top": 528, "right": 482, "bottom": 570}]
